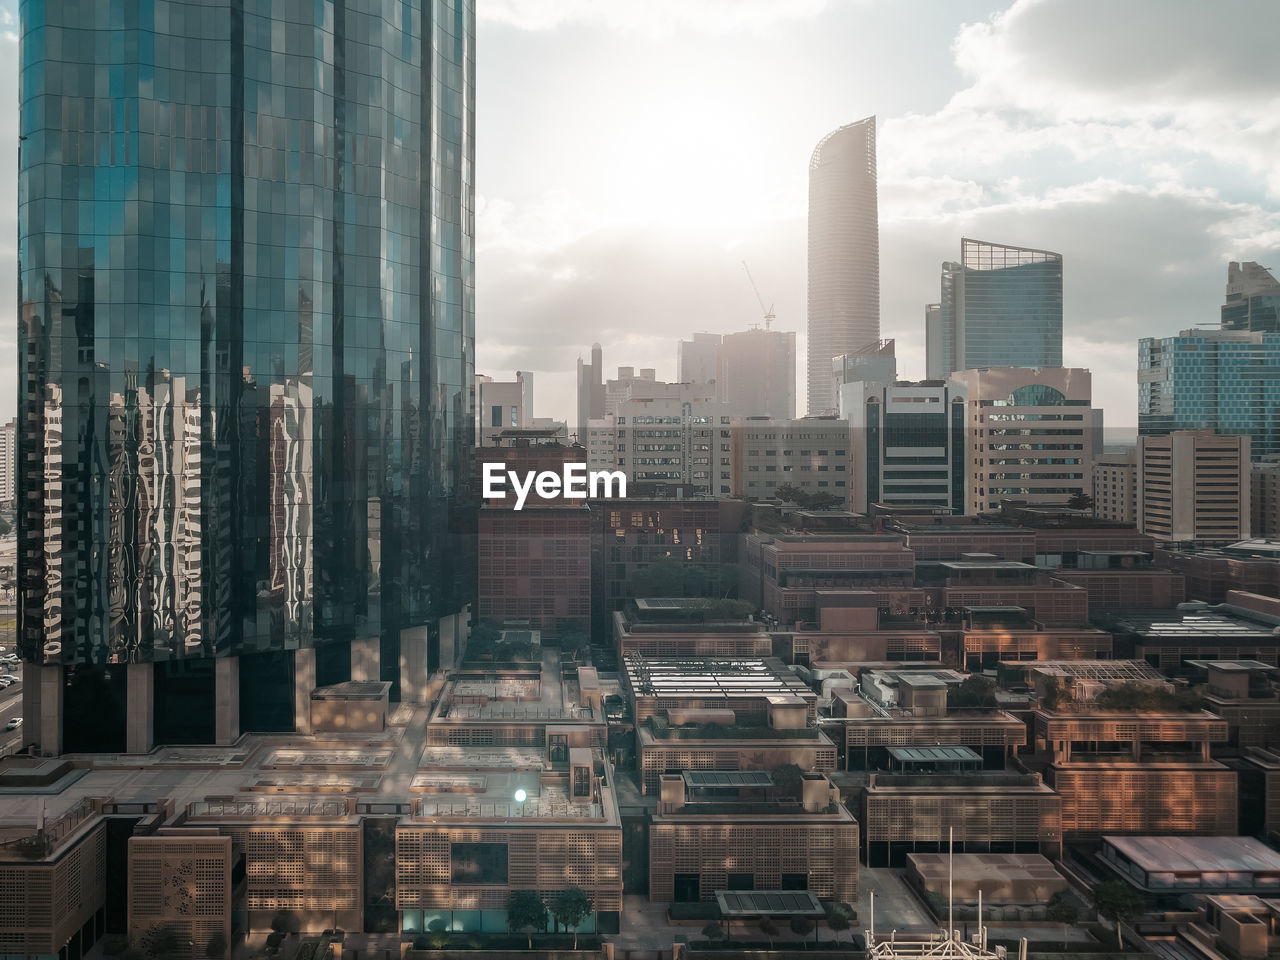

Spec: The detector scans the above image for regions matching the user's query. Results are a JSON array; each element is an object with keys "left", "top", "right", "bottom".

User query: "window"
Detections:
[
  {"left": 511, "top": 405, "right": 519, "bottom": 427},
  {"left": 490, "top": 405, "right": 502, "bottom": 427}
]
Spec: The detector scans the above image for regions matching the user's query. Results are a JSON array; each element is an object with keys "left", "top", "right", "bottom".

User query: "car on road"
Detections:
[
  {"left": 0, "top": 675, "right": 18, "bottom": 683},
  {"left": 0, "top": 679, "right": 11, "bottom": 688},
  {"left": 5, "top": 718, "right": 20, "bottom": 730}
]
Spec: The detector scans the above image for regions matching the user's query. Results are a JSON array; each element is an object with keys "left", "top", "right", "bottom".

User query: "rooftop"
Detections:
[
  {"left": 1104, "top": 835, "right": 1280, "bottom": 875},
  {"left": 623, "top": 655, "right": 814, "bottom": 702}
]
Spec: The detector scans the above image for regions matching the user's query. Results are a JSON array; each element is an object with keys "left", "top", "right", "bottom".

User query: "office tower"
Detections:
[
  {"left": 924, "top": 303, "right": 945, "bottom": 380},
  {"left": 950, "top": 368, "right": 1098, "bottom": 514},
  {"left": 929, "top": 238, "right": 1063, "bottom": 377},
  {"left": 719, "top": 327, "right": 797, "bottom": 419},
  {"left": 0, "top": 418, "right": 14, "bottom": 504},
  {"left": 844, "top": 380, "right": 967, "bottom": 515},
  {"left": 677, "top": 332, "right": 721, "bottom": 384},
  {"left": 1138, "top": 329, "right": 1280, "bottom": 461},
  {"left": 1138, "top": 432, "right": 1251, "bottom": 543},
  {"left": 17, "top": 0, "right": 476, "bottom": 754},
  {"left": 832, "top": 338, "right": 898, "bottom": 413},
  {"left": 727, "top": 417, "right": 853, "bottom": 506},
  {"left": 807, "top": 116, "right": 879, "bottom": 415},
  {"left": 1222, "top": 261, "right": 1280, "bottom": 333},
  {"left": 576, "top": 341, "right": 604, "bottom": 440},
  {"left": 477, "top": 370, "right": 533, "bottom": 446},
  {"left": 1093, "top": 448, "right": 1138, "bottom": 525},
  {"left": 1254, "top": 459, "right": 1280, "bottom": 540}
]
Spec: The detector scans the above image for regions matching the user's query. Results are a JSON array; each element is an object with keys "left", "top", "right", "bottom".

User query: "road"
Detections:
[{"left": 0, "top": 670, "right": 25, "bottom": 754}]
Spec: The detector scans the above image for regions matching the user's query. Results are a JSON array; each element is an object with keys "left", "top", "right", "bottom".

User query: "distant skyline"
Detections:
[{"left": 2, "top": 0, "right": 1279, "bottom": 429}]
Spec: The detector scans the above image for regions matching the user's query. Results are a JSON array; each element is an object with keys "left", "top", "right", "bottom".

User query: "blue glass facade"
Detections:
[
  {"left": 928, "top": 238, "right": 1063, "bottom": 377},
  {"left": 1138, "top": 331, "right": 1280, "bottom": 462},
  {"left": 17, "top": 0, "right": 475, "bottom": 687}
]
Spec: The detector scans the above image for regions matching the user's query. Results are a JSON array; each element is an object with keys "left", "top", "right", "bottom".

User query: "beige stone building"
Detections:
[
  {"left": 1139, "top": 431, "right": 1251, "bottom": 543},
  {"left": 1093, "top": 448, "right": 1137, "bottom": 524},
  {"left": 948, "top": 367, "right": 1100, "bottom": 514}
]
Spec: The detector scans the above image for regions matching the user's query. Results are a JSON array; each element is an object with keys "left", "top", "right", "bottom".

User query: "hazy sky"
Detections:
[{"left": 1, "top": 0, "right": 1278, "bottom": 430}]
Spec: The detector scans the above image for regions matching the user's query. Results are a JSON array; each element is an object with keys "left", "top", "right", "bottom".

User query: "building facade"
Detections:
[
  {"left": 950, "top": 367, "right": 1098, "bottom": 514},
  {"left": 807, "top": 117, "right": 879, "bottom": 415},
  {"left": 1093, "top": 448, "right": 1138, "bottom": 524},
  {"left": 477, "top": 371, "right": 534, "bottom": 447},
  {"left": 1221, "top": 261, "right": 1280, "bottom": 334},
  {"left": 928, "top": 239, "right": 1063, "bottom": 379},
  {"left": 1251, "top": 459, "right": 1280, "bottom": 540},
  {"left": 843, "top": 379, "right": 967, "bottom": 514},
  {"left": 727, "top": 417, "right": 852, "bottom": 505},
  {"left": 719, "top": 327, "right": 797, "bottom": 420},
  {"left": 0, "top": 418, "right": 14, "bottom": 504},
  {"left": 1139, "top": 329, "right": 1280, "bottom": 462},
  {"left": 18, "top": 0, "right": 476, "bottom": 753},
  {"left": 1138, "top": 432, "right": 1251, "bottom": 543}
]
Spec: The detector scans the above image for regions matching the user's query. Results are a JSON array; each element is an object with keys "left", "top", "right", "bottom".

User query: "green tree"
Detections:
[
  {"left": 1046, "top": 891, "right": 1079, "bottom": 950},
  {"left": 771, "top": 763, "right": 804, "bottom": 799},
  {"left": 948, "top": 674, "right": 998, "bottom": 710},
  {"left": 701, "top": 922, "right": 725, "bottom": 944},
  {"left": 507, "top": 890, "right": 548, "bottom": 949},
  {"left": 827, "top": 911, "right": 851, "bottom": 943},
  {"left": 1041, "top": 676, "right": 1067, "bottom": 711},
  {"left": 551, "top": 887, "right": 592, "bottom": 950},
  {"left": 1067, "top": 492, "right": 1095, "bottom": 512},
  {"left": 556, "top": 626, "right": 589, "bottom": 663},
  {"left": 140, "top": 925, "right": 182, "bottom": 960},
  {"left": 790, "top": 915, "right": 815, "bottom": 944},
  {"left": 101, "top": 935, "right": 130, "bottom": 957},
  {"left": 1092, "top": 880, "right": 1142, "bottom": 949},
  {"left": 633, "top": 559, "right": 709, "bottom": 598},
  {"left": 758, "top": 918, "right": 778, "bottom": 948},
  {"left": 0, "top": 515, "right": 10, "bottom": 537}
]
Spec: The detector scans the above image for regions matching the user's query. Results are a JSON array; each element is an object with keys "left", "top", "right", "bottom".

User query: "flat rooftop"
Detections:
[
  {"left": 1012, "top": 659, "right": 1164, "bottom": 681},
  {"left": 1104, "top": 835, "right": 1280, "bottom": 875},
  {"left": 624, "top": 655, "right": 814, "bottom": 701},
  {"left": 1115, "top": 610, "right": 1277, "bottom": 640}
]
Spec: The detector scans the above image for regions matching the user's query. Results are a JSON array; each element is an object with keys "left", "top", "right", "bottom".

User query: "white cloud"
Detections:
[{"left": 480, "top": 0, "right": 828, "bottom": 35}]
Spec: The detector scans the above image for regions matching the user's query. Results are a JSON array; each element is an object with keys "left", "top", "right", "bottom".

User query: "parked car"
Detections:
[
  {"left": 0, "top": 675, "right": 18, "bottom": 683},
  {"left": 5, "top": 718, "right": 21, "bottom": 730}
]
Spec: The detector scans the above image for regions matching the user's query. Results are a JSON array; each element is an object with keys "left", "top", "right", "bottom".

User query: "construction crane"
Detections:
[{"left": 741, "top": 261, "right": 776, "bottom": 330}]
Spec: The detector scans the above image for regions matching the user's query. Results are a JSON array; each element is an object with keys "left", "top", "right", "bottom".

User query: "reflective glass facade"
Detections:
[
  {"left": 1138, "top": 330, "right": 1280, "bottom": 462},
  {"left": 807, "top": 117, "right": 879, "bottom": 415},
  {"left": 17, "top": 1, "right": 475, "bottom": 675},
  {"left": 929, "top": 238, "right": 1063, "bottom": 377}
]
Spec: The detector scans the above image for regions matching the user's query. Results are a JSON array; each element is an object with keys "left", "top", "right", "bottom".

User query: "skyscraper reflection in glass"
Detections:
[
  {"left": 927, "top": 238, "right": 1063, "bottom": 378},
  {"left": 18, "top": 0, "right": 475, "bottom": 747}
]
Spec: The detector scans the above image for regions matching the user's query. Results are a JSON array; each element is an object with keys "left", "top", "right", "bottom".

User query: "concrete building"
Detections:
[
  {"left": 477, "top": 371, "right": 534, "bottom": 446},
  {"left": 727, "top": 417, "right": 853, "bottom": 505},
  {"left": 739, "top": 531, "right": 916, "bottom": 628},
  {"left": 611, "top": 598, "right": 773, "bottom": 659},
  {"left": 842, "top": 377, "right": 968, "bottom": 515},
  {"left": 862, "top": 772, "right": 1062, "bottom": 867},
  {"left": 593, "top": 498, "right": 745, "bottom": 630},
  {"left": 1139, "top": 431, "right": 1251, "bottom": 543},
  {"left": 719, "top": 327, "right": 798, "bottom": 420},
  {"left": 826, "top": 669, "right": 1026, "bottom": 772},
  {"left": 1253, "top": 458, "right": 1280, "bottom": 539},
  {"left": 650, "top": 771, "right": 857, "bottom": 904},
  {"left": 807, "top": 117, "right": 879, "bottom": 415},
  {"left": 950, "top": 367, "right": 1099, "bottom": 514},
  {"left": 1032, "top": 706, "right": 1237, "bottom": 835},
  {"left": 1094, "top": 448, "right": 1138, "bottom": 525},
  {"left": 0, "top": 418, "right": 13, "bottom": 504},
  {"left": 1110, "top": 594, "right": 1280, "bottom": 668},
  {"left": 677, "top": 332, "right": 722, "bottom": 386},
  {"left": 576, "top": 343, "right": 605, "bottom": 441},
  {"left": 1189, "top": 659, "right": 1280, "bottom": 752},
  {"left": 928, "top": 239, "right": 1063, "bottom": 379},
  {"left": 1154, "top": 543, "right": 1280, "bottom": 604},
  {"left": 479, "top": 504, "right": 591, "bottom": 638}
]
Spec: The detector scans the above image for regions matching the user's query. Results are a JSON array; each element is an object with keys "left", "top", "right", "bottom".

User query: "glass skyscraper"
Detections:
[
  {"left": 807, "top": 116, "right": 879, "bottom": 415},
  {"left": 1221, "top": 260, "right": 1280, "bottom": 334},
  {"left": 1138, "top": 330, "right": 1280, "bottom": 463},
  {"left": 926, "top": 238, "right": 1063, "bottom": 378},
  {"left": 18, "top": 0, "right": 475, "bottom": 752}
]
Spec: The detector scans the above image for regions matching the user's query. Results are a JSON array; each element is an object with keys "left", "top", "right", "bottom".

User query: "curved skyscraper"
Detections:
[
  {"left": 18, "top": 0, "right": 475, "bottom": 753},
  {"left": 807, "top": 117, "right": 880, "bottom": 415}
]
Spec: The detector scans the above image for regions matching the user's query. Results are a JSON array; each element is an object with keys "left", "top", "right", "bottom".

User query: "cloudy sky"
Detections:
[{"left": 0, "top": 0, "right": 1277, "bottom": 430}]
